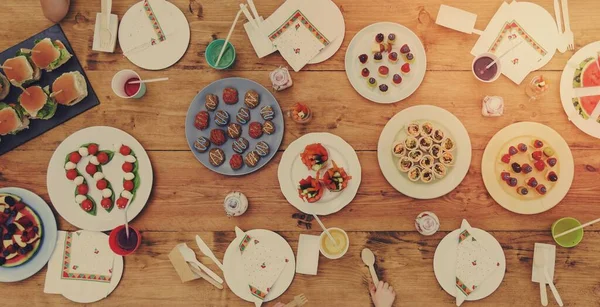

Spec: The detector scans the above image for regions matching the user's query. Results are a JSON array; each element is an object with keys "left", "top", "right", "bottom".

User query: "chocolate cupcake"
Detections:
[
  {"left": 236, "top": 107, "right": 251, "bottom": 125},
  {"left": 205, "top": 94, "right": 219, "bottom": 111},
  {"left": 262, "top": 120, "right": 275, "bottom": 135},
  {"left": 214, "top": 110, "right": 230, "bottom": 126},
  {"left": 230, "top": 153, "right": 244, "bottom": 170},
  {"left": 260, "top": 105, "right": 275, "bottom": 120},
  {"left": 244, "top": 150, "right": 260, "bottom": 167},
  {"left": 194, "top": 111, "right": 210, "bottom": 130},
  {"left": 223, "top": 87, "right": 238, "bottom": 104},
  {"left": 209, "top": 148, "right": 225, "bottom": 166},
  {"left": 210, "top": 129, "right": 227, "bottom": 146},
  {"left": 249, "top": 122, "right": 263, "bottom": 139},
  {"left": 244, "top": 90, "right": 260, "bottom": 109},
  {"left": 193, "top": 136, "right": 211, "bottom": 153},
  {"left": 232, "top": 137, "right": 249, "bottom": 154},
  {"left": 255, "top": 141, "right": 270, "bottom": 157},
  {"left": 227, "top": 123, "right": 242, "bottom": 139}
]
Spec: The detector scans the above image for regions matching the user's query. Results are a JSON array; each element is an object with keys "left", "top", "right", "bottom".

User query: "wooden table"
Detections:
[{"left": 2, "top": 0, "right": 600, "bottom": 305}]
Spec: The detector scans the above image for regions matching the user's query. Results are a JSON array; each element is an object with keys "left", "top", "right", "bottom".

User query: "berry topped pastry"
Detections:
[
  {"left": 361, "top": 68, "right": 370, "bottom": 78},
  {"left": 387, "top": 33, "right": 396, "bottom": 44},
  {"left": 401, "top": 63, "right": 411, "bottom": 75},
  {"left": 374, "top": 52, "right": 383, "bottom": 62},
  {"left": 358, "top": 54, "right": 368, "bottom": 64},
  {"left": 400, "top": 44, "right": 410, "bottom": 54},
  {"left": 378, "top": 66, "right": 389, "bottom": 78},
  {"left": 392, "top": 74, "right": 402, "bottom": 86},
  {"left": 375, "top": 33, "right": 385, "bottom": 43},
  {"left": 388, "top": 52, "right": 398, "bottom": 64}
]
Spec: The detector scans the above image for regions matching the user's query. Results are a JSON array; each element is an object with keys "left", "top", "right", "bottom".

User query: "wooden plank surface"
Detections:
[{"left": 1, "top": 0, "right": 600, "bottom": 306}]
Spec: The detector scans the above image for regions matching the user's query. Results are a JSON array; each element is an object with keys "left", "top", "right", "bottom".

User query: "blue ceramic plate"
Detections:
[
  {"left": 0, "top": 187, "right": 58, "bottom": 282},
  {"left": 185, "top": 77, "right": 284, "bottom": 176}
]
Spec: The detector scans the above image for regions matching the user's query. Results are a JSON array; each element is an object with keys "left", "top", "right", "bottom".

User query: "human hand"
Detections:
[{"left": 369, "top": 281, "right": 396, "bottom": 307}]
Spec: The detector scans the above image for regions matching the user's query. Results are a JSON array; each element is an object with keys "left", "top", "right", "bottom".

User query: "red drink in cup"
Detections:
[
  {"left": 472, "top": 53, "right": 501, "bottom": 82},
  {"left": 111, "top": 70, "right": 147, "bottom": 99},
  {"left": 124, "top": 78, "right": 141, "bottom": 97}
]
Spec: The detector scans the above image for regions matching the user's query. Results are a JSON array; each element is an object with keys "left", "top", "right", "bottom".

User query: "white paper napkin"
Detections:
[
  {"left": 296, "top": 234, "right": 320, "bottom": 275},
  {"left": 244, "top": 17, "right": 277, "bottom": 58},
  {"left": 455, "top": 220, "right": 500, "bottom": 306}
]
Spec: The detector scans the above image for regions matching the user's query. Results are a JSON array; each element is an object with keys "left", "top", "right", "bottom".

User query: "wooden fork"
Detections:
[{"left": 284, "top": 294, "right": 308, "bottom": 307}]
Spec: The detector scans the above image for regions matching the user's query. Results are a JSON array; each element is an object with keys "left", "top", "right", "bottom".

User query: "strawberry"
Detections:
[
  {"left": 508, "top": 146, "right": 518, "bottom": 155},
  {"left": 120, "top": 145, "right": 131, "bottom": 156},
  {"left": 123, "top": 180, "right": 134, "bottom": 191},
  {"left": 534, "top": 160, "right": 545, "bottom": 171},
  {"left": 101, "top": 198, "right": 112, "bottom": 209},
  {"left": 66, "top": 169, "right": 78, "bottom": 180},
  {"left": 122, "top": 162, "right": 134, "bottom": 172},
  {"left": 85, "top": 163, "right": 97, "bottom": 175},
  {"left": 77, "top": 184, "right": 89, "bottom": 195},
  {"left": 96, "top": 152, "right": 109, "bottom": 164},
  {"left": 531, "top": 151, "right": 543, "bottom": 161},
  {"left": 96, "top": 179, "right": 108, "bottom": 190},
  {"left": 87, "top": 143, "right": 99, "bottom": 155},
  {"left": 501, "top": 154, "right": 511, "bottom": 164},
  {"left": 69, "top": 152, "right": 82, "bottom": 163}
]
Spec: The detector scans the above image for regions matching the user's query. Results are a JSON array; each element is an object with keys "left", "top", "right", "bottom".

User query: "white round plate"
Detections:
[
  {"left": 481, "top": 122, "right": 574, "bottom": 214},
  {"left": 559, "top": 41, "right": 600, "bottom": 139},
  {"left": 308, "top": 0, "right": 345, "bottom": 64},
  {"left": 61, "top": 232, "right": 124, "bottom": 303},
  {"left": 0, "top": 187, "right": 57, "bottom": 282},
  {"left": 278, "top": 133, "right": 362, "bottom": 216},
  {"left": 377, "top": 105, "right": 471, "bottom": 199},
  {"left": 47, "top": 126, "right": 153, "bottom": 231},
  {"left": 345, "top": 22, "right": 427, "bottom": 104},
  {"left": 119, "top": 0, "right": 191, "bottom": 70},
  {"left": 223, "top": 229, "right": 295, "bottom": 303},
  {"left": 434, "top": 228, "right": 506, "bottom": 301}
]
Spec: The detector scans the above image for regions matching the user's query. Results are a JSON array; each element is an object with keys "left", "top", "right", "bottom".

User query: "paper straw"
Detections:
[
  {"left": 247, "top": 0, "right": 261, "bottom": 27},
  {"left": 127, "top": 77, "right": 169, "bottom": 84},
  {"left": 239, "top": 3, "right": 258, "bottom": 30},
  {"left": 312, "top": 214, "right": 338, "bottom": 247},
  {"left": 554, "top": 217, "right": 600, "bottom": 239},
  {"left": 486, "top": 40, "right": 523, "bottom": 69},
  {"left": 216, "top": 9, "right": 242, "bottom": 67}
]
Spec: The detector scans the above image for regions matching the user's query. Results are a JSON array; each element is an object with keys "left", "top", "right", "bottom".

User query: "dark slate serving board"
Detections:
[{"left": 0, "top": 24, "right": 100, "bottom": 156}]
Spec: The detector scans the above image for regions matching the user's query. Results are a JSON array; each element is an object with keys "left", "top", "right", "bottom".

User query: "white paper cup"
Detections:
[
  {"left": 472, "top": 53, "right": 502, "bottom": 83},
  {"left": 111, "top": 69, "right": 147, "bottom": 99},
  {"left": 319, "top": 227, "right": 349, "bottom": 260}
]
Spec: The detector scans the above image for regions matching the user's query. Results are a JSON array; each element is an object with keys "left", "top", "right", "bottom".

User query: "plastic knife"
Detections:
[{"left": 196, "top": 235, "right": 224, "bottom": 271}]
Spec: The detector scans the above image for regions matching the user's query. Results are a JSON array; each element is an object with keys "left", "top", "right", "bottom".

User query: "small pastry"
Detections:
[
  {"left": 500, "top": 171, "right": 510, "bottom": 181},
  {"left": 404, "top": 52, "right": 415, "bottom": 64},
  {"left": 358, "top": 54, "right": 368, "bottom": 64},
  {"left": 547, "top": 157, "right": 557, "bottom": 167},
  {"left": 421, "top": 122, "right": 434, "bottom": 136},
  {"left": 375, "top": 33, "right": 384, "bottom": 43},
  {"left": 419, "top": 137, "right": 433, "bottom": 151},
  {"left": 506, "top": 177, "right": 518, "bottom": 187},
  {"left": 229, "top": 153, "right": 244, "bottom": 170},
  {"left": 205, "top": 94, "right": 219, "bottom": 111},
  {"left": 210, "top": 129, "right": 227, "bottom": 146},
  {"left": 430, "top": 144, "right": 442, "bottom": 159},
  {"left": 232, "top": 137, "right": 249, "bottom": 154},
  {"left": 214, "top": 110, "right": 230, "bottom": 126},
  {"left": 404, "top": 136, "right": 418, "bottom": 150},
  {"left": 374, "top": 52, "right": 383, "bottom": 62},
  {"left": 516, "top": 186, "right": 529, "bottom": 196},
  {"left": 372, "top": 43, "right": 384, "bottom": 53},
  {"left": 260, "top": 105, "right": 275, "bottom": 120},
  {"left": 534, "top": 160, "right": 545, "bottom": 171},
  {"left": 209, "top": 148, "right": 225, "bottom": 166},
  {"left": 521, "top": 163, "right": 533, "bottom": 174},
  {"left": 535, "top": 184, "right": 547, "bottom": 195},
  {"left": 236, "top": 107, "right": 251, "bottom": 125},
  {"left": 379, "top": 84, "right": 389, "bottom": 93},
  {"left": 361, "top": 68, "right": 370, "bottom": 78},
  {"left": 244, "top": 90, "right": 260, "bottom": 109},
  {"left": 481, "top": 96, "right": 504, "bottom": 117},
  {"left": 384, "top": 42, "right": 393, "bottom": 53},
  {"left": 397, "top": 156, "right": 413, "bottom": 172},
  {"left": 408, "top": 149, "right": 423, "bottom": 162},
  {"left": 227, "top": 123, "right": 242, "bottom": 139},
  {"left": 367, "top": 77, "right": 377, "bottom": 88},
  {"left": 222, "top": 87, "right": 238, "bottom": 104},
  {"left": 392, "top": 74, "right": 402, "bottom": 86},
  {"left": 400, "top": 44, "right": 410, "bottom": 54},
  {"left": 546, "top": 171, "right": 558, "bottom": 182},
  {"left": 531, "top": 151, "right": 543, "bottom": 161},
  {"left": 518, "top": 143, "right": 528, "bottom": 152},
  {"left": 194, "top": 110, "right": 210, "bottom": 130},
  {"left": 533, "top": 140, "right": 544, "bottom": 148},
  {"left": 249, "top": 122, "right": 263, "bottom": 139},
  {"left": 392, "top": 141, "right": 405, "bottom": 157},
  {"left": 244, "top": 150, "right": 260, "bottom": 167},
  {"left": 511, "top": 162, "right": 522, "bottom": 173},
  {"left": 501, "top": 154, "right": 511, "bottom": 164},
  {"left": 441, "top": 151, "right": 454, "bottom": 166},
  {"left": 441, "top": 137, "right": 455, "bottom": 151},
  {"left": 421, "top": 169, "right": 434, "bottom": 183},
  {"left": 406, "top": 123, "right": 420, "bottom": 137},
  {"left": 419, "top": 155, "right": 435, "bottom": 169},
  {"left": 401, "top": 63, "right": 410, "bottom": 75},
  {"left": 526, "top": 177, "right": 538, "bottom": 188},
  {"left": 378, "top": 66, "right": 389, "bottom": 78},
  {"left": 509, "top": 146, "right": 518, "bottom": 156},
  {"left": 255, "top": 141, "right": 270, "bottom": 157},
  {"left": 407, "top": 166, "right": 422, "bottom": 182},
  {"left": 387, "top": 33, "right": 396, "bottom": 44},
  {"left": 432, "top": 163, "right": 446, "bottom": 179},
  {"left": 432, "top": 129, "right": 444, "bottom": 143},
  {"left": 193, "top": 136, "right": 210, "bottom": 153},
  {"left": 262, "top": 120, "right": 276, "bottom": 135},
  {"left": 543, "top": 147, "right": 555, "bottom": 157}
]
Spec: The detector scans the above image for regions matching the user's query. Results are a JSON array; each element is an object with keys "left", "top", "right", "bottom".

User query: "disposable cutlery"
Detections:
[
  {"left": 560, "top": 0, "right": 574, "bottom": 50},
  {"left": 553, "top": 0, "right": 567, "bottom": 53},
  {"left": 195, "top": 235, "right": 224, "bottom": 271},
  {"left": 178, "top": 243, "right": 224, "bottom": 284}
]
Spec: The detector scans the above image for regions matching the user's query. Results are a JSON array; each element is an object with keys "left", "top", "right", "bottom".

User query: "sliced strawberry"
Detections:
[
  {"left": 96, "top": 179, "right": 108, "bottom": 190},
  {"left": 85, "top": 163, "right": 97, "bottom": 175},
  {"left": 69, "top": 152, "right": 82, "bottom": 163},
  {"left": 123, "top": 180, "right": 134, "bottom": 191},
  {"left": 87, "top": 144, "right": 99, "bottom": 155},
  {"left": 122, "top": 162, "right": 133, "bottom": 172},
  {"left": 97, "top": 152, "right": 109, "bottom": 164},
  {"left": 77, "top": 184, "right": 89, "bottom": 195},
  {"left": 120, "top": 145, "right": 131, "bottom": 155},
  {"left": 66, "top": 169, "right": 78, "bottom": 180},
  {"left": 500, "top": 154, "right": 511, "bottom": 164},
  {"left": 101, "top": 198, "right": 112, "bottom": 209}
]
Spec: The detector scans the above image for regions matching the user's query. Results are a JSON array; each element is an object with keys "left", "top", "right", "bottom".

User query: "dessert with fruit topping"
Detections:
[
  {"left": 358, "top": 53, "right": 368, "bottom": 64},
  {"left": 388, "top": 52, "right": 398, "bottom": 64},
  {"left": 0, "top": 193, "right": 43, "bottom": 267},
  {"left": 378, "top": 66, "right": 389, "bottom": 78}
]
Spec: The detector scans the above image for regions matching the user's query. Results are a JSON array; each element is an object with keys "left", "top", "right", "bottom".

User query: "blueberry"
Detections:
[
  {"left": 12, "top": 243, "right": 19, "bottom": 249},
  {"left": 18, "top": 248, "right": 26, "bottom": 255},
  {"left": 33, "top": 226, "right": 39, "bottom": 233},
  {"left": 10, "top": 210, "right": 16, "bottom": 217},
  {"left": 2, "top": 233, "right": 11, "bottom": 240},
  {"left": 2, "top": 250, "right": 8, "bottom": 257},
  {"left": 3, "top": 208, "right": 9, "bottom": 214},
  {"left": 521, "top": 188, "right": 528, "bottom": 195},
  {"left": 7, "top": 223, "right": 17, "bottom": 233},
  {"left": 25, "top": 244, "right": 33, "bottom": 252},
  {"left": 0, "top": 257, "right": 5, "bottom": 266},
  {"left": 4, "top": 196, "right": 15, "bottom": 206}
]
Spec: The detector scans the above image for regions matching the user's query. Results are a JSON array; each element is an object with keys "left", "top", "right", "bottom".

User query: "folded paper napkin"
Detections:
[
  {"left": 455, "top": 220, "right": 500, "bottom": 306},
  {"left": 45, "top": 231, "right": 115, "bottom": 296},
  {"left": 236, "top": 227, "right": 288, "bottom": 305}
]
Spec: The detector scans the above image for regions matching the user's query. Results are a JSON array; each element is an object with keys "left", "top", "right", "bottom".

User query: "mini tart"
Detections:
[
  {"left": 406, "top": 122, "right": 420, "bottom": 137},
  {"left": 421, "top": 169, "right": 434, "bottom": 183},
  {"left": 407, "top": 166, "right": 422, "bottom": 182},
  {"left": 419, "top": 155, "right": 435, "bottom": 169},
  {"left": 441, "top": 137, "right": 455, "bottom": 151},
  {"left": 432, "top": 129, "right": 445, "bottom": 143},
  {"left": 392, "top": 74, "right": 402, "bottom": 86},
  {"left": 419, "top": 136, "right": 433, "bottom": 151},
  {"left": 392, "top": 141, "right": 405, "bottom": 157},
  {"left": 209, "top": 148, "right": 225, "bottom": 166},
  {"left": 420, "top": 122, "right": 434, "bottom": 136},
  {"left": 430, "top": 144, "right": 443, "bottom": 159},
  {"left": 209, "top": 129, "right": 227, "bottom": 146},
  {"left": 404, "top": 136, "right": 418, "bottom": 150},
  {"left": 248, "top": 122, "right": 263, "bottom": 139},
  {"left": 388, "top": 52, "right": 399, "bottom": 64},
  {"left": 403, "top": 52, "right": 415, "bottom": 64},
  {"left": 432, "top": 163, "right": 447, "bottom": 179},
  {"left": 408, "top": 149, "right": 423, "bottom": 162},
  {"left": 440, "top": 151, "right": 454, "bottom": 166},
  {"left": 397, "top": 156, "right": 413, "bottom": 172}
]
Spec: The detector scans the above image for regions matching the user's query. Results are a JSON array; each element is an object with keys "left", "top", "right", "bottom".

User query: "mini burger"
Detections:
[
  {"left": 3, "top": 55, "right": 41, "bottom": 87},
  {"left": 51, "top": 71, "right": 88, "bottom": 106},
  {"left": 0, "top": 73, "right": 9, "bottom": 100},
  {"left": 29, "top": 38, "right": 72, "bottom": 72},
  {"left": 18, "top": 85, "right": 57, "bottom": 120},
  {"left": 0, "top": 103, "right": 29, "bottom": 136}
]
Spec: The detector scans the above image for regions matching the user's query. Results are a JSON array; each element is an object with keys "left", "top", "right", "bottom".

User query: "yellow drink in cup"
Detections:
[{"left": 319, "top": 228, "right": 349, "bottom": 259}]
